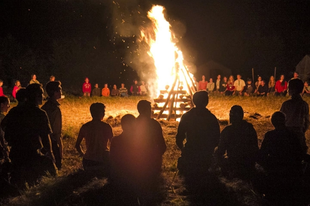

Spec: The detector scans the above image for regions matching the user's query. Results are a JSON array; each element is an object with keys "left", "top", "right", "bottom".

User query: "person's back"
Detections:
[
  {"left": 217, "top": 105, "right": 258, "bottom": 178},
  {"left": 75, "top": 103, "right": 113, "bottom": 173},
  {"left": 176, "top": 91, "right": 220, "bottom": 175}
]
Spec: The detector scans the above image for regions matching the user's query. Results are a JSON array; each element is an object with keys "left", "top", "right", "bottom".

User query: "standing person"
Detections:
[
  {"left": 140, "top": 81, "right": 148, "bottom": 96},
  {"left": 3, "top": 84, "right": 56, "bottom": 187},
  {"left": 110, "top": 84, "right": 119, "bottom": 97},
  {"left": 91, "top": 83, "right": 101, "bottom": 97},
  {"left": 29, "top": 74, "right": 40, "bottom": 85},
  {"left": 217, "top": 105, "right": 258, "bottom": 179},
  {"left": 101, "top": 84, "right": 110, "bottom": 97},
  {"left": 82, "top": 77, "right": 91, "bottom": 97},
  {"left": 280, "top": 79, "right": 309, "bottom": 154},
  {"left": 75, "top": 103, "right": 113, "bottom": 174},
  {"left": 130, "top": 80, "right": 140, "bottom": 96},
  {"left": 176, "top": 91, "right": 220, "bottom": 176},
  {"left": 12, "top": 80, "right": 21, "bottom": 101},
  {"left": 268, "top": 76, "right": 276, "bottom": 95},
  {"left": 119, "top": 83, "right": 128, "bottom": 97},
  {"left": 0, "top": 80, "right": 4, "bottom": 97},
  {"left": 233, "top": 74, "right": 245, "bottom": 96},
  {"left": 207, "top": 78, "right": 215, "bottom": 93},
  {"left": 198, "top": 75, "right": 208, "bottom": 91},
  {"left": 275, "top": 75, "right": 287, "bottom": 96},
  {"left": 41, "top": 81, "right": 63, "bottom": 170},
  {"left": 225, "top": 75, "right": 235, "bottom": 96}
]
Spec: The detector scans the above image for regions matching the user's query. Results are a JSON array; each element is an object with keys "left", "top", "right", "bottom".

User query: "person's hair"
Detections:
[
  {"left": 0, "top": 96, "right": 9, "bottom": 105},
  {"left": 90, "top": 103, "right": 105, "bottom": 119},
  {"left": 193, "top": 91, "right": 209, "bottom": 108},
  {"left": 26, "top": 83, "right": 43, "bottom": 103},
  {"left": 137, "top": 100, "right": 151, "bottom": 115},
  {"left": 271, "top": 111, "right": 285, "bottom": 128},
  {"left": 16, "top": 88, "right": 27, "bottom": 103},
  {"left": 121, "top": 114, "right": 136, "bottom": 130},
  {"left": 46, "top": 81, "right": 61, "bottom": 97},
  {"left": 289, "top": 78, "right": 304, "bottom": 95}
]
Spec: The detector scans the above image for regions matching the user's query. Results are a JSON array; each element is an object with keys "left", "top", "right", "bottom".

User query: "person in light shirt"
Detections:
[{"left": 233, "top": 74, "right": 245, "bottom": 96}]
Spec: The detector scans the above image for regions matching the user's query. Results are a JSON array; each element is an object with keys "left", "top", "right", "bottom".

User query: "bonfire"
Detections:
[{"left": 140, "top": 5, "right": 196, "bottom": 120}]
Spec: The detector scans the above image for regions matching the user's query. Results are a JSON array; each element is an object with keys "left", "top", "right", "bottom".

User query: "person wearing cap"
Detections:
[
  {"left": 176, "top": 91, "right": 220, "bottom": 176},
  {"left": 217, "top": 105, "right": 258, "bottom": 179}
]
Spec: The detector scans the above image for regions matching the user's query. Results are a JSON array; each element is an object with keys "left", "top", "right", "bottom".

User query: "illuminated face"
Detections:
[
  {"left": 95, "top": 84, "right": 98, "bottom": 88},
  {"left": 237, "top": 75, "right": 241, "bottom": 79},
  {"left": 32, "top": 75, "right": 37, "bottom": 80},
  {"left": 223, "top": 77, "right": 227, "bottom": 82},
  {"left": 294, "top": 72, "right": 299, "bottom": 78},
  {"left": 104, "top": 84, "right": 108, "bottom": 88},
  {"left": 113, "top": 85, "right": 117, "bottom": 89},
  {"left": 202, "top": 75, "right": 205, "bottom": 81},
  {"left": 0, "top": 82, "right": 3, "bottom": 87},
  {"left": 16, "top": 81, "right": 21, "bottom": 87},
  {"left": 85, "top": 78, "right": 89, "bottom": 83},
  {"left": 121, "top": 83, "right": 125, "bottom": 88},
  {"left": 209, "top": 78, "right": 213, "bottom": 83},
  {"left": 258, "top": 76, "right": 262, "bottom": 81},
  {"left": 217, "top": 75, "right": 221, "bottom": 79},
  {"left": 280, "top": 75, "right": 284, "bottom": 80}
]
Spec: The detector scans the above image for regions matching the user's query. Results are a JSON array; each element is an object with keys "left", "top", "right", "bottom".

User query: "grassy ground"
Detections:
[{"left": 2, "top": 95, "right": 310, "bottom": 205}]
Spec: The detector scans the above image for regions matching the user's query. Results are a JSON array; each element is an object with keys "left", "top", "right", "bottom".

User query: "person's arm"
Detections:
[
  {"left": 176, "top": 116, "right": 187, "bottom": 150},
  {"left": 75, "top": 127, "right": 85, "bottom": 157}
]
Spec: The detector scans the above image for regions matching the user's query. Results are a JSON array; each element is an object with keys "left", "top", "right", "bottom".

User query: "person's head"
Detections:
[
  {"left": 229, "top": 75, "right": 234, "bottom": 82},
  {"left": 50, "top": 75, "right": 55, "bottom": 82},
  {"left": 261, "top": 80, "right": 265, "bottom": 86},
  {"left": 16, "top": 88, "right": 27, "bottom": 104},
  {"left": 94, "top": 83, "right": 99, "bottom": 88},
  {"left": 141, "top": 81, "right": 145, "bottom": 85},
  {"left": 0, "top": 96, "right": 10, "bottom": 113},
  {"left": 247, "top": 78, "right": 252, "bottom": 84},
  {"left": 280, "top": 74, "right": 284, "bottom": 81},
  {"left": 257, "top": 76, "right": 262, "bottom": 81},
  {"left": 121, "top": 114, "right": 136, "bottom": 132},
  {"left": 134, "top": 80, "right": 138, "bottom": 85},
  {"left": 46, "top": 81, "right": 62, "bottom": 99},
  {"left": 293, "top": 72, "right": 299, "bottom": 79},
  {"left": 193, "top": 91, "right": 209, "bottom": 108},
  {"left": 0, "top": 80, "right": 3, "bottom": 87},
  {"left": 90, "top": 103, "right": 105, "bottom": 120},
  {"left": 113, "top": 84, "right": 117, "bottom": 89},
  {"left": 289, "top": 78, "right": 304, "bottom": 96},
  {"left": 237, "top": 74, "right": 241, "bottom": 80},
  {"left": 104, "top": 83, "right": 108, "bottom": 88},
  {"left": 209, "top": 78, "right": 213, "bottom": 83},
  {"left": 269, "top": 76, "right": 274, "bottom": 81},
  {"left": 304, "top": 81, "right": 309, "bottom": 87},
  {"left": 229, "top": 105, "right": 244, "bottom": 124},
  {"left": 26, "top": 83, "right": 44, "bottom": 105},
  {"left": 137, "top": 100, "right": 151, "bottom": 117},
  {"left": 223, "top": 76, "right": 227, "bottom": 82},
  {"left": 271, "top": 111, "right": 286, "bottom": 129},
  {"left": 15, "top": 80, "right": 21, "bottom": 87},
  {"left": 31, "top": 74, "right": 37, "bottom": 80},
  {"left": 85, "top": 77, "right": 89, "bottom": 83},
  {"left": 121, "top": 83, "right": 125, "bottom": 88},
  {"left": 202, "top": 75, "right": 205, "bottom": 81},
  {"left": 217, "top": 75, "right": 221, "bottom": 80}
]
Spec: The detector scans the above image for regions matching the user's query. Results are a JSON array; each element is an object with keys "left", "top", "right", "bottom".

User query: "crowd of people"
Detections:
[{"left": 0, "top": 73, "right": 309, "bottom": 204}]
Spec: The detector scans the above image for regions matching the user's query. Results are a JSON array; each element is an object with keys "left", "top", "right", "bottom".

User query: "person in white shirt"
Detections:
[
  {"left": 207, "top": 78, "right": 215, "bottom": 93},
  {"left": 234, "top": 74, "right": 246, "bottom": 96}
]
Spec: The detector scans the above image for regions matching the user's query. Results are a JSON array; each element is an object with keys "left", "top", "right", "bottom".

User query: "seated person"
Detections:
[
  {"left": 110, "top": 84, "right": 119, "bottom": 97},
  {"left": 255, "top": 80, "right": 268, "bottom": 96},
  {"left": 217, "top": 105, "right": 258, "bottom": 179},
  {"left": 130, "top": 80, "right": 140, "bottom": 96},
  {"left": 92, "top": 83, "right": 101, "bottom": 97},
  {"left": 302, "top": 81, "right": 310, "bottom": 96},
  {"left": 140, "top": 81, "right": 147, "bottom": 96},
  {"left": 176, "top": 91, "right": 220, "bottom": 176},
  {"left": 207, "top": 78, "right": 215, "bottom": 93},
  {"left": 101, "top": 84, "right": 110, "bottom": 97},
  {"left": 75, "top": 103, "right": 113, "bottom": 174},
  {"left": 110, "top": 114, "right": 136, "bottom": 188},
  {"left": 119, "top": 83, "right": 128, "bottom": 97},
  {"left": 243, "top": 78, "right": 254, "bottom": 96}
]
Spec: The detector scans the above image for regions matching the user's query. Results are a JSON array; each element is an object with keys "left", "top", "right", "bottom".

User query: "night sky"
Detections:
[{"left": 1, "top": 0, "right": 310, "bottom": 88}]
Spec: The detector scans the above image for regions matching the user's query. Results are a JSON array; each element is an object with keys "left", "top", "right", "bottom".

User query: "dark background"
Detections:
[{"left": 1, "top": 0, "right": 309, "bottom": 92}]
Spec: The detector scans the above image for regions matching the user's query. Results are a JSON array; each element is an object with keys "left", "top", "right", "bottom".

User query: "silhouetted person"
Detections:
[
  {"left": 42, "top": 81, "right": 63, "bottom": 170},
  {"left": 110, "top": 114, "right": 136, "bottom": 189},
  {"left": 217, "top": 105, "right": 258, "bottom": 179},
  {"left": 176, "top": 91, "right": 220, "bottom": 176},
  {"left": 258, "top": 111, "right": 304, "bottom": 203},
  {"left": 75, "top": 103, "right": 113, "bottom": 174},
  {"left": 3, "top": 84, "right": 56, "bottom": 188},
  {"left": 133, "top": 100, "right": 166, "bottom": 198},
  {"left": 280, "top": 78, "right": 309, "bottom": 154}
]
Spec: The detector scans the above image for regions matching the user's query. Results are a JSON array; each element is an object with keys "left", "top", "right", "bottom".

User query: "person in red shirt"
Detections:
[
  {"left": 0, "top": 80, "right": 4, "bottom": 97},
  {"left": 198, "top": 75, "right": 208, "bottom": 91},
  {"left": 82, "top": 78, "right": 91, "bottom": 97},
  {"left": 12, "top": 80, "right": 21, "bottom": 100},
  {"left": 225, "top": 75, "right": 235, "bottom": 96},
  {"left": 275, "top": 74, "right": 287, "bottom": 96},
  {"left": 101, "top": 84, "right": 110, "bottom": 97}
]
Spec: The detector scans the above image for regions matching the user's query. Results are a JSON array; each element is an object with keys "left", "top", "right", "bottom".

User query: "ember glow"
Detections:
[{"left": 140, "top": 5, "right": 195, "bottom": 99}]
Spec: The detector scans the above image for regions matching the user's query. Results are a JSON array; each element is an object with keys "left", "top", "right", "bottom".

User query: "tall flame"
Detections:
[{"left": 141, "top": 5, "right": 194, "bottom": 99}]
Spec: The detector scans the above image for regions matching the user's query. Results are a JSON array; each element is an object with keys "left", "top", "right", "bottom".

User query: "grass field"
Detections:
[{"left": 2, "top": 95, "right": 310, "bottom": 206}]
